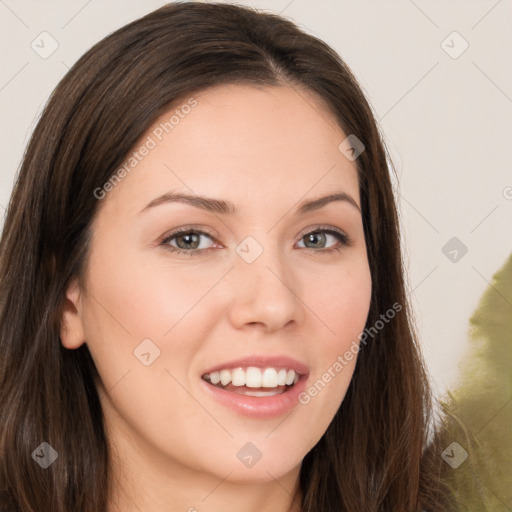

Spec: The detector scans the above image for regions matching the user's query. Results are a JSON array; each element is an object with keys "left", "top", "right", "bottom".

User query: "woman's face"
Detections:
[{"left": 62, "top": 84, "right": 371, "bottom": 488}]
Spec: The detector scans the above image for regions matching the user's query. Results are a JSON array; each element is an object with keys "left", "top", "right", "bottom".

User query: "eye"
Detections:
[
  {"left": 296, "top": 226, "right": 353, "bottom": 253},
  {"left": 160, "top": 226, "right": 353, "bottom": 256},
  {"left": 161, "top": 228, "right": 217, "bottom": 256}
]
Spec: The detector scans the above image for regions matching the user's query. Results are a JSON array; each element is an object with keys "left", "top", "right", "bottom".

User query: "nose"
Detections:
[{"left": 226, "top": 243, "right": 305, "bottom": 333}]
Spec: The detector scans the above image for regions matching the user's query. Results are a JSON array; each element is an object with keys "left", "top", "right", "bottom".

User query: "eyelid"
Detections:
[
  {"left": 159, "top": 225, "right": 218, "bottom": 244},
  {"left": 296, "top": 224, "right": 348, "bottom": 240}
]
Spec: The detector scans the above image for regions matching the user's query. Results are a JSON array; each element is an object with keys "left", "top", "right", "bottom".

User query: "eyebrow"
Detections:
[{"left": 138, "top": 190, "right": 361, "bottom": 216}]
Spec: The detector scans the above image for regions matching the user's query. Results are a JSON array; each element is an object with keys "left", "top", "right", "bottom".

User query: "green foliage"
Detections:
[{"left": 440, "top": 253, "right": 512, "bottom": 511}]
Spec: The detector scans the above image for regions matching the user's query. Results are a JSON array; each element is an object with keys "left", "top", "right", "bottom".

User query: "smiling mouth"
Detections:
[{"left": 202, "top": 366, "right": 300, "bottom": 397}]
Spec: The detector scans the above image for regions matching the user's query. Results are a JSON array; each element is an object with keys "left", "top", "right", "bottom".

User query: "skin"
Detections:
[{"left": 61, "top": 83, "right": 372, "bottom": 512}]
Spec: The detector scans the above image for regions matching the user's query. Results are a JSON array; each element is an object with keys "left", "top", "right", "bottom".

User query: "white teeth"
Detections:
[
  {"left": 261, "top": 368, "right": 278, "bottom": 387},
  {"left": 231, "top": 368, "right": 245, "bottom": 386},
  {"left": 203, "top": 367, "right": 299, "bottom": 389},
  {"left": 243, "top": 389, "right": 282, "bottom": 397},
  {"left": 245, "top": 367, "right": 262, "bottom": 388},
  {"left": 277, "top": 368, "right": 287, "bottom": 386},
  {"left": 220, "top": 369, "right": 231, "bottom": 386}
]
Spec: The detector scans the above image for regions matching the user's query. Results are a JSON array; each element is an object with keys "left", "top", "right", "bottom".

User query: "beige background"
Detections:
[{"left": 0, "top": 0, "right": 511, "bottom": 400}]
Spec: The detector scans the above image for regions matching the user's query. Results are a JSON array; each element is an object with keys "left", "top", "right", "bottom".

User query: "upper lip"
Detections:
[{"left": 201, "top": 355, "right": 310, "bottom": 377}]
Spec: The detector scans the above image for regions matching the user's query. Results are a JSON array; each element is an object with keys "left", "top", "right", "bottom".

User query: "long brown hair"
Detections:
[{"left": 0, "top": 2, "right": 456, "bottom": 510}]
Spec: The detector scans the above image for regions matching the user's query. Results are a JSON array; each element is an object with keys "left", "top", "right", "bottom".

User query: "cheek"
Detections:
[
  {"left": 84, "top": 239, "right": 225, "bottom": 342},
  {"left": 297, "top": 258, "right": 371, "bottom": 412},
  {"left": 308, "top": 258, "right": 372, "bottom": 348},
  {"left": 80, "top": 243, "right": 230, "bottom": 405}
]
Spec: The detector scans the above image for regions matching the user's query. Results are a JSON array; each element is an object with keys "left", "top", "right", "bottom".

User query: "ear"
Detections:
[{"left": 60, "top": 277, "right": 86, "bottom": 349}]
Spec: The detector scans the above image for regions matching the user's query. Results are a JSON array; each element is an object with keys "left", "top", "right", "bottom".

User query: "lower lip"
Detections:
[{"left": 201, "top": 375, "right": 308, "bottom": 419}]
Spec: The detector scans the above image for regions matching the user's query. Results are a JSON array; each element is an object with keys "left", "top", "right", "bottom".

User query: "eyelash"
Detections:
[{"left": 159, "top": 225, "right": 354, "bottom": 257}]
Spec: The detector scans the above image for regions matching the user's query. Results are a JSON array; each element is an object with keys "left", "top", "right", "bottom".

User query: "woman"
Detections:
[{"left": 0, "top": 2, "right": 456, "bottom": 511}]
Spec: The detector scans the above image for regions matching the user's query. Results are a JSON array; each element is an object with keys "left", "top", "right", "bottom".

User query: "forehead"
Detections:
[{"left": 98, "top": 84, "right": 360, "bottom": 217}]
